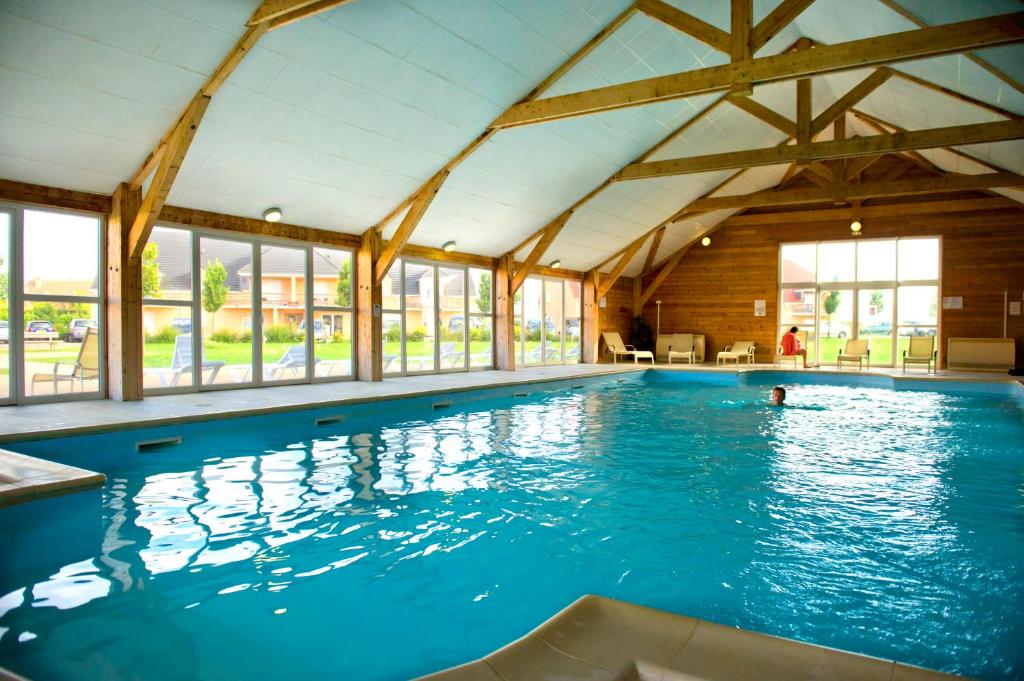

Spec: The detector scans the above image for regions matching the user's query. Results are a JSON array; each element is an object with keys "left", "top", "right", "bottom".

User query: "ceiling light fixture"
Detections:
[
  {"left": 263, "top": 207, "right": 282, "bottom": 223},
  {"left": 550, "top": 259, "right": 562, "bottom": 269},
  {"left": 442, "top": 240, "right": 457, "bottom": 252},
  {"left": 850, "top": 220, "right": 862, "bottom": 235},
  {"left": 701, "top": 237, "right": 711, "bottom": 247}
]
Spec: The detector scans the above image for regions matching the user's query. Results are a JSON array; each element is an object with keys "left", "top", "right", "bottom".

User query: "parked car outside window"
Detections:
[
  {"left": 25, "top": 320, "right": 58, "bottom": 341},
  {"left": 0, "top": 320, "right": 8, "bottom": 344},
  {"left": 66, "top": 318, "right": 97, "bottom": 342}
]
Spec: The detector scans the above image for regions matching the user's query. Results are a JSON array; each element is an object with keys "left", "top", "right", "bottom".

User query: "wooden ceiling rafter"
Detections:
[
  {"left": 617, "top": 119, "right": 1024, "bottom": 180},
  {"left": 374, "top": 170, "right": 449, "bottom": 285},
  {"left": 372, "top": 3, "right": 641, "bottom": 235},
  {"left": 635, "top": 0, "right": 731, "bottom": 53},
  {"left": 491, "top": 12, "right": 1024, "bottom": 128},
  {"left": 510, "top": 211, "right": 573, "bottom": 294},
  {"left": 750, "top": 0, "right": 817, "bottom": 52},
  {"left": 597, "top": 230, "right": 655, "bottom": 298},
  {"left": 877, "top": 0, "right": 1024, "bottom": 96}
]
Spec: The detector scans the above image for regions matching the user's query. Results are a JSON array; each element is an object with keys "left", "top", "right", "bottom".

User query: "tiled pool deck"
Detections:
[{"left": 1, "top": 362, "right": 1019, "bottom": 443}]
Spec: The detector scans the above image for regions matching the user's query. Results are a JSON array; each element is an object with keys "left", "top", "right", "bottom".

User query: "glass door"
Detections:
[
  {"left": 858, "top": 289, "right": 894, "bottom": 366},
  {"left": 199, "top": 236, "right": 255, "bottom": 387},
  {"left": 522, "top": 278, "right": 543, "bottom": 366},
  {"left": 544, "top": 279, "right": 563, "bottom": 363},
  {"left": 404, "top": 261, "right": 434, "bottom": 373},
  {"left": 260, "top": 244, "right": 307, "bottom": 383},
  {"left": 438, "top": 266, "right": 466, "bottom": 371},
  {"left": 817, "top": 289, "right": 854, "bottom": 365}
]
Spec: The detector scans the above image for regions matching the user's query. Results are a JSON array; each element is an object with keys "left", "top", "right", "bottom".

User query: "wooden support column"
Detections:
[
  {"left": 729, "top": 0, "right": 753, "bottom": 97},
  {"left": 106, "top": 183, "right": 144, "bottom": 401},
  {"left": 356, "top": 228, "right": 382, "bottom": 381},
  {"left": 494, "top": 254, "right": 515, "bottom": 370},
  {"left": 796, "top": 77, "right": 811, "bottom": 144},
  {"left": 582, "top": 269, "right": 600, "bottom": 363}
]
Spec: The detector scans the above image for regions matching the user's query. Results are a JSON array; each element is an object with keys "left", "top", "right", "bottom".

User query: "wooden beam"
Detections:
[
  {"left": 490, "top": 12, "right": 1024, "bottom": 128},
  {"left": 598, "top": 233, "right": 651, "bottom": 298},
  {"left": 722, "top": 197, "right": 1020, "bottom": 226},
  {"left": 374, "top": 3, "right": 637, "bottom": 232},
  {"left": 356, "top": 228, "right": 382, "bottom": 382},
  {"left": 581, "top": 270, "right": 600, "bottom": 363},
  {"left": 249, "top": 0, "right": 349, "bottom": 25},
  {"left": 106, "top": 183, "right": 144, "bottom": 401},
  {"left": 810, "top": 67, "right": 892, "bottom": 137},
  {"left": 729, "top": 96, "right": 796, "bottom": 136},
  {"left": 638, "top": 245, "right": 688, "bottom": 309},
  {"left": 636, "top": 0, "right": 730, "bottom": 53},
  {"left": 751, "top": 0, "right": 816, "bottom": 52},
  {"left": 616, "top": 119, "right": 1024, "bottom": 179},
  {"left": 265, "top": 0, "right": 356, "bottom": 30},
  {"left": 641, "top": 226, "right": 666, "bottom": 274},
  {"left": 374, "top": 170, "right": 448, "bottom": 285},
  {"left": 130, "top": 23, "right": 267, "bottom": 187},
  {"left": 796, "top": 77, "right": 812, "bottom": 143},
  {"left": 878, "top": 158, "right": 915, "bottom": 182},
  {"left": 890, "top": 69, "right": 1022, "bottom": 122},
  {"left": 877, "top": 0, "right": 1024, "bottom": 96},
  {"left": 494, "top": 254, "right": 515, "bottom": 370},
  {"left": 731, "top": 0, "right": 752, "bottom": 63},
  {"left": 850, "top": 110, "right": 946, "bottom": 175},
  {"left": 128, "top": 95, "right": 210, "bottom": 261},
  {"left": 729, "top": 0, "right": 753, "bottom": 96},
  {"left": 681, "top": 171, "right": 1024, "bottom": 211},
  {"left": 510, "top": 211, "right": 572, "bottom": 294},
  {"left": 844, "top": 153, "right": 882, "bottom": 181},
  {"left": 0, "top": 178, "right": 111, "bottom": 214}
]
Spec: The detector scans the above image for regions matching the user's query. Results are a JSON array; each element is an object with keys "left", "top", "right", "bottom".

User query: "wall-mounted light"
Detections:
[
  {"left": 701, "top": 236, "right": 711, "bottom": 247},
  {"left": 550, "top": 259, "right": 562, "bottom": 269},
  {"left": 442, "top": 240, "right": 457, "bottom": 252},
  {"left": 263, "top": 207, "right": 282, "bottom": 223},
  {"left": 850, "top": 220, "right": 862, "bottom": 235}
]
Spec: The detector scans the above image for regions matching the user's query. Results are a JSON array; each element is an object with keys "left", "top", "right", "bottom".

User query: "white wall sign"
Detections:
[
  {"left": 942, "top": 296, "right": 963, "bottom": 310},
  {"left": 754, "top": 299, "right": 766, "bottom": 317},
  {"left": 1010, "top": 301, "right": 1021, "bottom": 316},
  {"left": 599, "top": 296, "right": 607, "bottom": 308}
]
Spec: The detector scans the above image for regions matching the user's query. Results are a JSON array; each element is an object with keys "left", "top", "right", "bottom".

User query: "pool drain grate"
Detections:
[{"left": 135, "top": 436, "right": 182, "bottom": 452}]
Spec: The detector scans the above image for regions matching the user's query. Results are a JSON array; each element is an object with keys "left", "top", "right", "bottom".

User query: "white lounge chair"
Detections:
[
  {"left": 31, "top": 326, "right": 100, "bottom": 394},
  {"left": 602, "top": 332, "right": 653, "bottom": 364},
  {"left": 837, "top": 338, "right": 870, "bottom": 370},
  {"left": 667, "top": 333, "right": 696, "bottom": 364},
  {"left": 717, "top": 341, "right": 756, "bottom": 365},
  {"left": 902, "top": 336, "right": 936, "bottom": 373},
  {"left": 264, "top": 344, "right": 317, "bottom": 381}
]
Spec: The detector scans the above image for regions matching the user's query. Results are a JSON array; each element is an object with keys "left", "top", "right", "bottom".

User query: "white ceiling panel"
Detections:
[{"left": 0, "top": 0, "right": 1021, "bottom": 273}]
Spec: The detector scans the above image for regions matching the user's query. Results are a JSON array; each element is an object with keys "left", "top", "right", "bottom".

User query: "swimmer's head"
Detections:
[{"left": 771, "top": 386, "right": 786, "bottom": 405}]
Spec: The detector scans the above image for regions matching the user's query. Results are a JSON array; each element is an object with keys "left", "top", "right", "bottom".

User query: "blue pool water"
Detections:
[{"left": 1, "top": 372, "right": 1022, "bottom": 680}]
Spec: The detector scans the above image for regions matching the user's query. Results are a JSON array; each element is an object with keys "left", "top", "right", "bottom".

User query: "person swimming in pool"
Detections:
[{"left": 770, "top": 385, "right": 786, "bottom": 406}]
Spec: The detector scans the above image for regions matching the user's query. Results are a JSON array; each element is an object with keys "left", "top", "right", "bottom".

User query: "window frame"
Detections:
[
  {"left": 1, "top": 202, "right": 106, "bottom": 405},
  {"left": 143, "top": 224, "right": 356, "bottom": 396},
  {"left": 777, "top": 236, "right": 941, "bottom": 367}
]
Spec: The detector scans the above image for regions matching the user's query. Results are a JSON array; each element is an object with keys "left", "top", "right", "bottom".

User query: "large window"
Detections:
[
  {"left": 142, "top": 227, "right": 354, "bottom": 394},
  {"left": 779, "top": 237, "right": 939, "bottom": 367},
  {"left": 0, "top": 207, "right": 104, "bottom": 404},
  {"left": 514, "top": 276, "right": 581, "bottom": 366},
  {"left": 379, "top": 258, "right": 494, "bottom": 376}
]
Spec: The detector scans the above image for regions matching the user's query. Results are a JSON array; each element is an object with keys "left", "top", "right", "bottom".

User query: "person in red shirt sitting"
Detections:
[{"left": 779, "top": 326, "right": 809, "bottom": 368}]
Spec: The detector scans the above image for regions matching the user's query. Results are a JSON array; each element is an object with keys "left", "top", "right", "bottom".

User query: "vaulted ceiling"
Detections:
[{"left": 1, "top": 0, "right": 1021, "bottom": 278}]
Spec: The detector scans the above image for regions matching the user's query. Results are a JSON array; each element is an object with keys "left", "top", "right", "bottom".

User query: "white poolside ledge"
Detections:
[
  {"left": 418, "top": 594, "right": 963, "bottom": 681},
  {"left": 0, "top": 363, "right": 1019, "bottom": 443}
]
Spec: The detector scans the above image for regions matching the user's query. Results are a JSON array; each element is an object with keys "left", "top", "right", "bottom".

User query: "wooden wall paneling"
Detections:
[{"left": 641, "top": 203, "right": 1024, "bottom": 366}]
